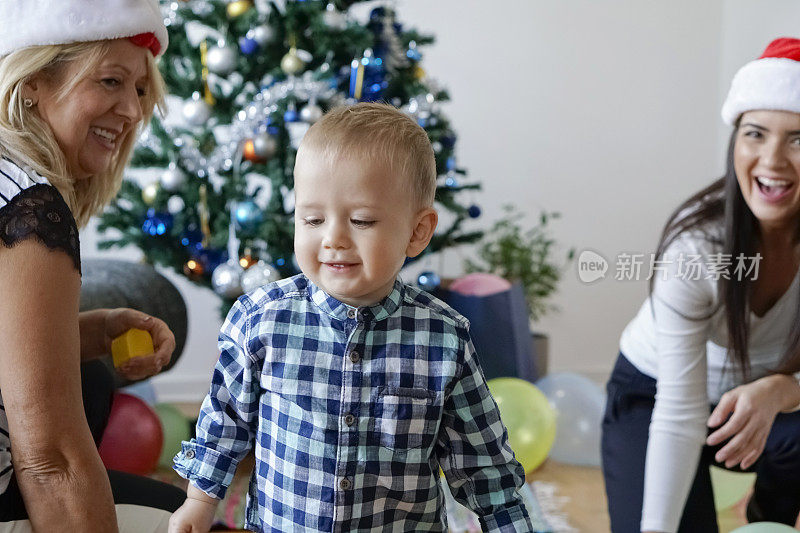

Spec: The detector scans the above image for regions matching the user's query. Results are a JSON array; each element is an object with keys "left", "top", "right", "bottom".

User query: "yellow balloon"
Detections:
[{"left": 487, "top": 377, "right": 556, "bottom": 474}]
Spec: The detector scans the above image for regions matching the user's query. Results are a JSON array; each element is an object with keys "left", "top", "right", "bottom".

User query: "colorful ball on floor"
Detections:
[
  {"left": 535, "top": 372, "right": 604, "bottom": 467},
  {"left": 98, "top": 392, "right": 163, "bottom": 476},
  {"left": 487, "top": 377, "right": 556, "bottom": 474},
  {"left": 155, "top": 403, "right": 192, "bottom": 469},
  {"left": 710, "top": 465, "right": 755, "bottom": 511}
]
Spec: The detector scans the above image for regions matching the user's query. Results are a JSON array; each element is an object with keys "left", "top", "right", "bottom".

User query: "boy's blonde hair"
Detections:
[
  {"left": 0, "top": 40, "right": 166, "bottom": 227},
  {"left": 299, "top": 102, "right": 436, "bottom": 207}
]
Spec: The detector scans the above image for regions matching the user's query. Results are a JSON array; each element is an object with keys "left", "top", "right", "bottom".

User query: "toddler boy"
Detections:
[{"left": 170, "top": 102, "right": 533, "bottom": 532}]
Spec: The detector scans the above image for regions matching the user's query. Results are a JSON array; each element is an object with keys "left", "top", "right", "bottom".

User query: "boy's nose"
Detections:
[{"left": 322, "top": 222, "right": 350, "bottom": 249}]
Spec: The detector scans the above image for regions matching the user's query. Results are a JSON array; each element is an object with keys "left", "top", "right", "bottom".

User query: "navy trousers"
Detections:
[{"left": 602, "top": 353, "right": 800, "bottom": 532}]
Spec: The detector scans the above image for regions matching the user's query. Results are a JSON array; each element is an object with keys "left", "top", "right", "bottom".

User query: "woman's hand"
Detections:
[
  {"left": 706, "top": 374, "right": 800, "bottom": 470},
  {"left": 102, "top": 308, "right": 175, "bottom": 380}
]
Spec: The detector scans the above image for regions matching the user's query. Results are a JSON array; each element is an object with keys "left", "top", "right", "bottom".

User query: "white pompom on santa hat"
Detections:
[
  {"left": 0, "top": 0, "right": 168, "bottom": 58},
  {"left": 721, "top": 37, "right": 800, "bottom": 125}
]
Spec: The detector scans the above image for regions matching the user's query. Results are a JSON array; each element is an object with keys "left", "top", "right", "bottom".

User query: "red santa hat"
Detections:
[
  {"left": 721, "top": 37, "right": 800, "bottom": 125},
  {"left": 0, "top": 0, "right": 168, "bottom": 58}
]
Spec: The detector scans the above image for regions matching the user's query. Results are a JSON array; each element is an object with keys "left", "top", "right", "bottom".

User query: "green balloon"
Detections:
[
  {"left": 486, "top": 378, "right": 556, "bottom": 474},
  {"left": 709, "top": 465, "right": 755, "bottom": 510},
  {"left": 155, "top": 403, "right": 192, "bottom": 469},
  {"left": 731, "top": 523, "right": 798, "bottom": 533}
]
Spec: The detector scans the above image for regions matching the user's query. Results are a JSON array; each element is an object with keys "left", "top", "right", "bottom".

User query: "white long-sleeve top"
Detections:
[{"left": 619, "top": 226, "right": 799, "bottom": 533}]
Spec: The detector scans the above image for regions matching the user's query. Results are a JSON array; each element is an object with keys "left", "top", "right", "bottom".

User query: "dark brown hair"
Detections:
[{"left": 651, "top": 127, "right": 800, "bottom": 377}]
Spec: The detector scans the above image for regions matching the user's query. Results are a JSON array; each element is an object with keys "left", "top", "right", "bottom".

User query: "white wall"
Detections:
[{"left": 82, "top": 0, "right": 800, "bottom": 401}]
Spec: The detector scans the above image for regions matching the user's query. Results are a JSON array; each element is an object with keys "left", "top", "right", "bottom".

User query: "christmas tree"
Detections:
[{"left": 97, "top": 0, "right": 482, "bottom": 313}]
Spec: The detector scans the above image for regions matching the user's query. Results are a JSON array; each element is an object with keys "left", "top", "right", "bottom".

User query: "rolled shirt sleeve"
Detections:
[{"left": 173, "top": 296, "right": 260, "bottom": 499}]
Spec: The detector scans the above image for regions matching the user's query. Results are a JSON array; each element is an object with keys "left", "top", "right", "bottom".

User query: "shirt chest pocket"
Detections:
[{"left": 369, "top": 386, "right": 440, "bottom": 451}]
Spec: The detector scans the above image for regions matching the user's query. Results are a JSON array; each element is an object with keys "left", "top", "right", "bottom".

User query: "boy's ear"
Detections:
[{"left": 406, "top": 207, "right": 438, "bottom": 258}]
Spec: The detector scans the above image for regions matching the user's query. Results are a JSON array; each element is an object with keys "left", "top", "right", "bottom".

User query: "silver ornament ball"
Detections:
[
  {"left": 212, "top": 261, "right": 245, "bottom": 298},
  {"left": 300, "top": 103, "right": 323, "bottom": 124},
  {"left": 323, "top": 7, "right": 347, "bottom": 30},
  {"left": 167, "top": 195, "right": 185, "bottom": 215},
  {"left": 251, "top": 25, "right": 274, "bottom": 45},
  {"left": 253, "top": 133, "right": 277, "bottom": 159},
  {"left": 241, "top": 261, "right": 280, "bottom": 293},
  {"left": 207, "top": 44, "right": 238, "bottom": 76},
  {"left": 161, "top": 165, "right": 187, "bottom": 191},
  {"left": 182, "top": 97, "right": 212, "bottom": 126}
]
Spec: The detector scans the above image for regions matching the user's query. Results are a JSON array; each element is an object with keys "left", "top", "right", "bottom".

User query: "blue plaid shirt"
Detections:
[{"left": 174, "top": 274, "right": 532, "bottom": 532}]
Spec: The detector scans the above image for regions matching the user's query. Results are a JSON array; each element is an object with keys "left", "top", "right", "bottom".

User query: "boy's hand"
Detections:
[
  {"left": 104, "top": 308, "right": 175, "bottom": 380},
  {"left": 168, "top": 496, "right": 218, "bottom": 533}
]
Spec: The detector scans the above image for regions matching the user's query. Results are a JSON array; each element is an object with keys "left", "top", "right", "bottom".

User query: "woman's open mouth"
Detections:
[{"left": 755, "top": 176, "right": 794, "bottom": 202}]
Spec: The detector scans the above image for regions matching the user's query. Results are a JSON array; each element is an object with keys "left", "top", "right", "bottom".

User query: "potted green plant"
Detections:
[{"left": 464, "top": 205, "right": 574, "bottom": 375}]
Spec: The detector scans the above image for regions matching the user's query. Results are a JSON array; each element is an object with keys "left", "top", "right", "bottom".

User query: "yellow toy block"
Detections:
[{"left": 111, "top": 328, "right": 154, "bottom": 367}]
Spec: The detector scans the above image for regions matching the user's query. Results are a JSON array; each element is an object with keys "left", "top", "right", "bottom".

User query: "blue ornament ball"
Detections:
[
  {"left": 417, "top": 271, "right": 441, "bottom": 292},
  {"left": 446, "top": 157, "right": 457, "bottom": 171},
  {"left": 445, "top": 176, "right": 458, "bottom": 188},
  {"left": 283, "top": 108, "right": 299, "bottom": 123},
  {"left": 235, "top": 200, "right": 264, "bottom": 230},
  {"left": 142, "top": 208, "right": 173, "bottom": 236},
  {"left": 239, "top": 37, "right": 259, "bottom": 55},
  {"left": 467, "top": 205, "right": 482, "bottom": 218}
]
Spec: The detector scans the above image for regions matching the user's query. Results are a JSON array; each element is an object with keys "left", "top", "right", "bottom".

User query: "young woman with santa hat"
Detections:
[
  {"left": 0, "top": 1, "right": 184, "bottom": 530},
  {"left": 603, "top": 37, "right": 800, "bottom": 532}
]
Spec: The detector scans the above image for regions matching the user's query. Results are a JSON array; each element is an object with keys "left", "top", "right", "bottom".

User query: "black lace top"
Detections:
[{"left": 0, "top": 158, "right": 81, "bottom": 274}]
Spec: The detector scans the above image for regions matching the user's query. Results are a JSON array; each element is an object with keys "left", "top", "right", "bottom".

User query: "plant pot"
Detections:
[{"left": 532, "top": 332, "right": 549, "bottom": 378}]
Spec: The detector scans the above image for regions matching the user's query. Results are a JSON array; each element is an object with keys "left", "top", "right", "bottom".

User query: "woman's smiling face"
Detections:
[
  {"left": 30, "top": 39, "right": 150, "bottom": 181},
  {"left": 734, "top": 109, "right": 800, "bottom": 233}
]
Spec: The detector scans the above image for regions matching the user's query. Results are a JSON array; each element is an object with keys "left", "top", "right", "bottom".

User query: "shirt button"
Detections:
[
  {"left": 339, "top": 477, "right": 352, "bottom": 490},
  {"left": 347, "top": 308, "right": 357, "bottom": 319},
  {"left": 349, "top": 351, "right": 360, "bottom": 363},
  {"left": 344, "top": 413, "right": 356, "bottom": 426},
  {"left": 185, "top": 450, "right": 195, "bottom": 459}
]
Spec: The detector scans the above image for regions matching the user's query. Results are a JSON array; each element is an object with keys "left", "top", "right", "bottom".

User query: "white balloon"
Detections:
[{"left": 535, "top": 372, "right": 605, "bottom": 467}]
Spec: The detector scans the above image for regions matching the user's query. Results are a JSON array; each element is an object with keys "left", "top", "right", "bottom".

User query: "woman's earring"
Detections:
[{"left": 23, "top": 98, "right": 33, "bottom": 108}]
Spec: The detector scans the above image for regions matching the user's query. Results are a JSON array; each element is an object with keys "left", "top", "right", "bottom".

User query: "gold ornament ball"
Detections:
[
  {"left": 414, "top": 66, "right": 426, "bottom": 80},
  {"left": 142, "top": 183, "right": 159, "bottom": 205},
  {"left": 226, "top": 0, "right": 253, "bottom": 18},
  {"left": 280, "top": 49, "right": 306, "bottom": 76}
]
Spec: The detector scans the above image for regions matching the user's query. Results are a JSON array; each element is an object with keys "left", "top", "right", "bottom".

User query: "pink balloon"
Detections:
[{"left": 449, "top": 273, "right": 512, "bottom": 296}]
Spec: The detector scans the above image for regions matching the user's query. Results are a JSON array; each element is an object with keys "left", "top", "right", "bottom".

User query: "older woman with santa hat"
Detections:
[
  {"left": 602, "top": 38, "right": 800, "bottom": 532},
  {"left": 0, "top": 1, "right": 184, "bottom": 531}
]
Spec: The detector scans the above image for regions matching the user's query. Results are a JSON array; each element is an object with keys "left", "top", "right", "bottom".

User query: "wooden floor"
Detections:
[{"left": 530, "top": 460, "right": 777, "bottom": 532}]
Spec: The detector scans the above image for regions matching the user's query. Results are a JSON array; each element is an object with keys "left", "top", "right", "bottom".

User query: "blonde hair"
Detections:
[
  {"left": 0, "top": 40, "right": 166, "bottom": 227},
  {"left": 298, "top": 102, "right": 436, "bottom": 207}
]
